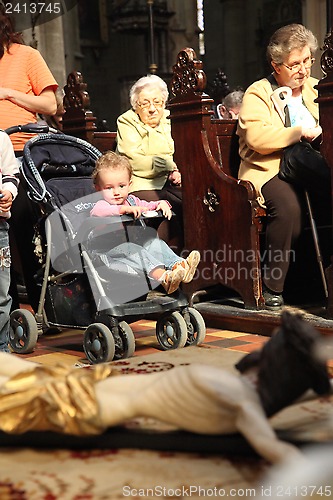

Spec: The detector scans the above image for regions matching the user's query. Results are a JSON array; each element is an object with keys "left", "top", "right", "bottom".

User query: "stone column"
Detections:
[{"left": 33, "top": 16, "right": 67, "bottom": 88}]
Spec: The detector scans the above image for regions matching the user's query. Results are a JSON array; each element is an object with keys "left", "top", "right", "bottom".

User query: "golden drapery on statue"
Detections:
[{"left": 0, "top": 363, "right": 113, "bottom": 435}]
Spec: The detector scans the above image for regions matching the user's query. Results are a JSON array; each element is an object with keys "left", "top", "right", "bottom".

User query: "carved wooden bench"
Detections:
[
  {"left": 168, "top": 48, "right": 266, "bottom": 309},
  {"left": 316, "top": 30, "right": 333, "bottom": 316}
]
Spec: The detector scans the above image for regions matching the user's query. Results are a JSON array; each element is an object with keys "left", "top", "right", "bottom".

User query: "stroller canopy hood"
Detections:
[{"left": 21, "top": 133, "right": 102, "bottom": 202}]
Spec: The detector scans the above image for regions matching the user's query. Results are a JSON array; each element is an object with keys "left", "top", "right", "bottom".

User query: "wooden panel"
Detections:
[{"left": 168, "top": 48, "right": 265, "bottom": 309}]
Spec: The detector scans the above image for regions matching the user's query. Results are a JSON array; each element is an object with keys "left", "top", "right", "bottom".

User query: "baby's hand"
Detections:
[
  {"left": 123, "top": 205, "right": 144, "bottom": 218},
  {"left": 156, "top": 200, "right": 172, "bottom": 220}
]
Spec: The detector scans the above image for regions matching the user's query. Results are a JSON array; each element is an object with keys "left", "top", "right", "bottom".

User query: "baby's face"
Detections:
[{"left": 96, "top": 168, "right": 131, "bottom": 205}]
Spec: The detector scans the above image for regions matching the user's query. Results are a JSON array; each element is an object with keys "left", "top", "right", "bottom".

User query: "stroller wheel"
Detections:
[
  {"left": 83, "top": 323, "right": 115, "bottom": 364},
  {"left": 113, "top": 321, "right": 136, "bottom": 360},
  {"left": 183, "top": 307, "right": 206, "bottom": 346},
  {"left": 9, "top": 309, "right": 38, "bottom": 354},
  {"left": 156, "top": 311, "right": 188, "bottom": 350}
]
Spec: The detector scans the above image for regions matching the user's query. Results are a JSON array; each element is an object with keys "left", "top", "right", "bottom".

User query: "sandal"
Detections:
[
  {"left": 173, "top": 250, "right": 200, "bottom": 283},
  {"left": 160, "top": 267, "right": 186, "bottom": 294}
]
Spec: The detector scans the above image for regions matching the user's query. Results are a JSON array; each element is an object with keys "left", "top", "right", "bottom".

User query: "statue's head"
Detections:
[{"left": 235, "top": 310, "right": 331, "bottom": 416}]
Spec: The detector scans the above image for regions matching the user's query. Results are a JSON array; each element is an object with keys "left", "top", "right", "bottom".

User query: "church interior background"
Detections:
[{"left": 10, "top": 0, "right": 330, "bottom": 129}]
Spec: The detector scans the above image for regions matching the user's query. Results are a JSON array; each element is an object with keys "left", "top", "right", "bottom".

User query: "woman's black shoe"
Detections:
[{"left": 263, "top": 288, "right": 284, "bottom": 310}]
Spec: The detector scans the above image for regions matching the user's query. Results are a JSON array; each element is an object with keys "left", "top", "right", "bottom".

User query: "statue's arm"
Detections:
[{"left": 236, "top": 402, "right": 302, "bottom": 464}]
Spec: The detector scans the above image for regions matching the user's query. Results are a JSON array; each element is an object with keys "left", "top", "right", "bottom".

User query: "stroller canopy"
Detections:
[{"left": 20, "top": 133, "right": 102, "bottom": 203}]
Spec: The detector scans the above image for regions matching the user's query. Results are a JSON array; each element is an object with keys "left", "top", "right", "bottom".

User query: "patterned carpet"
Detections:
[
  {"left": 3, "top": 307, "right": 332, "bottom": 499},
  {"left": 2, "top": 339, "right": 333, "bottom": 499}
]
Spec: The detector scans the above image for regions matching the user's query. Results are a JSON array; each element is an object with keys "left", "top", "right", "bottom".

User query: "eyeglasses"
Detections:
[
  {"left": 137, "top": 99, "right": 165, "bottom": 110},
  {"left": 281, "top": 57, "right": 315, "bottom": 73}
]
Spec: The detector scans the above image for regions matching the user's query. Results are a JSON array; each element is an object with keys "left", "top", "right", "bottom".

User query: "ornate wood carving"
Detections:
[
  {"left": 169, "top": 48, "right": 207, "bottom": 97},
  {"left": 203, "top": 187, "right": 220, "bottom": 213},
  {"left": 63, "top": 72, "right": 92, "bottom": 113},
  {"left": 62, "top": 71, "right": 97, "bottom": 142},
  {"left": 320, "top": 30, "right": 333, "bottom": 80},
  {"left": 206, "top": 68, "right": 230, "bottom": 107}
]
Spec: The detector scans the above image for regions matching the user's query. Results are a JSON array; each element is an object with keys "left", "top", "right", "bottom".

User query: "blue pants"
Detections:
[
  {"left": 0, "top": 220, "right": 11, "bottom": 351},
  {"left": 101, "top": 237, "right": 183, "bottom": 277}
]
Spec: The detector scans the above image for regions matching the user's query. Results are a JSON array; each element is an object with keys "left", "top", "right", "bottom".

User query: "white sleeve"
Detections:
[{"left": 0, "top": 132, "right": 20, "bottom": 199}]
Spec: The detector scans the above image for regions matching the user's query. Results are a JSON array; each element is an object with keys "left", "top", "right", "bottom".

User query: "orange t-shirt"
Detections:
[{"left": 0, "top": 44, "right": 58, "bottom": 151}]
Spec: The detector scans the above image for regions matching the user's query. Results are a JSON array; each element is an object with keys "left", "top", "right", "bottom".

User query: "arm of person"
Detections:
[
  {"left": 116, "top": 117, "right": 159, "bottom": 177},
  {"left": 116, "top": 113, "right": 177, "bottom": 177},
  {"left": 301, "top": 125, "right": 322, "bottom": 142},
  {"left": 156, "top": 200, "right": 172, "bottom": 219},
  {"left": 168, "top": 169, "right": 181, "bottom": 185},
  {"left": 238, "top": 82, "right": 303, "bottom": 154},
  {"left": 90, "top": 200, "right": 144, "bottom": 219},
  {"left": 0, "top": 86, "right": 57, "bottom": 115},
  {"left": 130, "top": 195, "right": 171, "bottom": 212},
  {"left": 0, "top": 133, "right": 19, "bottom": 208},
  {"left": 129, "top": 196, "right": 172, "bottom": 219},
  {"left": 90, "top": 200, "right": 124, "bottom": 217}
]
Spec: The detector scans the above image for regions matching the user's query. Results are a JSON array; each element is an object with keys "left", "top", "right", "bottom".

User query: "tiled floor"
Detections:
[
  {"left": 16, "top": 305, "right": 333, "bottom": 372},
  {"left": 18, "top": 309, "right": 269, "bottom": 367}
]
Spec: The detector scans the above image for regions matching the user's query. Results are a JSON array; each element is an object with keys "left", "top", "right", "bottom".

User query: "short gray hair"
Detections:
[
  {"left": 222, "top": 90, "right": 244, "bottom": 110},
  {"left": 129, "top": 74, "right": 169, "bottom": 110},
  {"left": 266, "top": 24, "right": 318, "bottom": 66}
]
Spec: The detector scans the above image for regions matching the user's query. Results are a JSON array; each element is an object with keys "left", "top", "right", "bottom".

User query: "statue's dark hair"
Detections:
[{"left": 236, "top": 310, "right": 330, "bottom": 417}]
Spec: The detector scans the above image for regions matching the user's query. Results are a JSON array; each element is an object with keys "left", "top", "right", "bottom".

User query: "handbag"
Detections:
[{"left": 279, "top": 140, "right": 330, "bottom": 192}]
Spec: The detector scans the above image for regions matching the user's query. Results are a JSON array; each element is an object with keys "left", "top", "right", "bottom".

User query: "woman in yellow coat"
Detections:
[
  {"left": 237, "top": 24, "right": 324, "bottom": 309},
  {"left": 116, "top": 74, "right": 182, "bottom": 248}
]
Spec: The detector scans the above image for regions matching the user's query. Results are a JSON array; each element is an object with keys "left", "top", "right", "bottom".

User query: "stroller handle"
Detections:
[{"left": 5, "top": 123, "right": 50, "bottom": 136}]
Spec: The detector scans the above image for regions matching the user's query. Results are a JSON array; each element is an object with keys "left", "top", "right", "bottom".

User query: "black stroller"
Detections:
[{"left": 8, "top": 129, "right": 206, "bottom": 363}]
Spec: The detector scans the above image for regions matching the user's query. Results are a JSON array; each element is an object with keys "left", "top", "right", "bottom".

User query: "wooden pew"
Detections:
[
  {"left": 62, "top": 71, "right": 117, "bottom": 152},
  {"left": 168, "top": 48, "right": 266, "bottom": 309},
  {"left": 316, "top": 29, "right": 333, "bottom": 317}
]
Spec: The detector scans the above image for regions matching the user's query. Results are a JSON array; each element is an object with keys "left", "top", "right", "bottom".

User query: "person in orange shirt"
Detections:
[
  {"left": 0, "top": 5, "right": 58, "bottom": 152},
  {"left": 0, "top": 4, "right": 58, "bottom": 312}
]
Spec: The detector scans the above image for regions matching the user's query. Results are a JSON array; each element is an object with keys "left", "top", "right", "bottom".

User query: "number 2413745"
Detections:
[{"left": 5, "top": 3, "right": 62, "bottom": 14}]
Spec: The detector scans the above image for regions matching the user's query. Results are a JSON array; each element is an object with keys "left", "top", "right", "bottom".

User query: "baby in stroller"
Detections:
[
  {"left": 9, "top": 132, "right": 206, "bottom": 363},
  {"left": 90, "top": 151, "right": 200, "bottom": 294}
]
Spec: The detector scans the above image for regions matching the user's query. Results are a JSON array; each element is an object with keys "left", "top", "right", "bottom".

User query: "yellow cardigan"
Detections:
[
  {"left": 116, "top": 109, "right": 178, "bottom": 192},
  {"left": 237, "top": 76, "right": 319, "bottom": 206}
]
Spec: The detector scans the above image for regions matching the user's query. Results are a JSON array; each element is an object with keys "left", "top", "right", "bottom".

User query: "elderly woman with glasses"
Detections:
[
  {"left": 237, "top": 24, "right": 325, "bottom": 310},
  {"left": 116, "top": 75, "right": 182, "bottom": 249}
]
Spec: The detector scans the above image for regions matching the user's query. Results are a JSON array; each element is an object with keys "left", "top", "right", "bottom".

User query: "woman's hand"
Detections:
[
  {"left": 0, "top": 190, "right": 13, "bottom": 212},
  {"left": 168, "top": 169, "right": 181, "bottom": 186},
  {"left": 156, "top": 200, "right": 172, "bottom": 220},
  {"left": 301, "top": 125, "right": 322, "bottom": 142}
]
